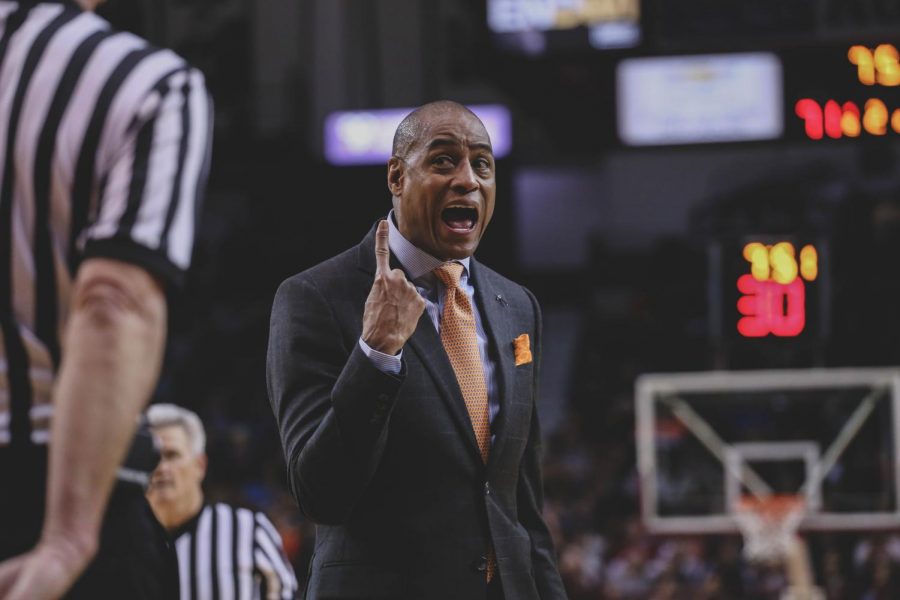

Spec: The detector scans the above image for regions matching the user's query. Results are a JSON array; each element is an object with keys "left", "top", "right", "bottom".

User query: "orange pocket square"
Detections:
[{"left": 513, "top": 333, "right": 532, "bottom": 366}]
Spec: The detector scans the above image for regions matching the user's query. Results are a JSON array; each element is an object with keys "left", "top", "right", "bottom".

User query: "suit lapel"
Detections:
[
  {"left": 357, "top": 222, "right": 483, "bottom": 462},
  {"left": 470, "top": 260, "right": 517, "bottom": 474}
]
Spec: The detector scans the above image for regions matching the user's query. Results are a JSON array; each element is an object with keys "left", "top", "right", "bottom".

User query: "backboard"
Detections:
[{"left": 636, "top": 368, "right": 900, "bottom": 534}]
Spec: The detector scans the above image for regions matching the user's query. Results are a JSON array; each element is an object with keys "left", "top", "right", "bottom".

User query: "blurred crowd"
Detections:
[
  {"left": 188, "top": 187, "right": 900, "bottom": 598},
  {"left": 540, "top": 414, "right": 900, "bottom": 600},
  {"left": 168, "top": 152, "right": 900, "bottom": 599},
  {"left": 194, "top": 404, "right": 900, "bottom": 599}
]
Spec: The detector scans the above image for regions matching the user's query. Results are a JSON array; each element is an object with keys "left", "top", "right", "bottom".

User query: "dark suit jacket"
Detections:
[{"left": 267, "top": 223, "right": 567, "bottom": 600}]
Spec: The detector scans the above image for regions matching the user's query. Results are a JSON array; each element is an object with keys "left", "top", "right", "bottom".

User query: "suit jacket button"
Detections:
[
  {"left": 484, "top": 481, "right": 491, "bottom": 495},
  {"left": 473, "top": 556, "right": 487, "bottom": 572}
]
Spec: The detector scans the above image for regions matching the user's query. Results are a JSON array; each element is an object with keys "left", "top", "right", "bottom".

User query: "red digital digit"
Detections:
[
  {"left": 824, "top": 100, "right": 843, "bottom": 138},
  {"left": 737, "top": 274, "right": 769, "bottom": 337},
  {"left": 769, "top": 279, "right": 805, "bottom": 337},
  {"left": 737, "top": 275, "right": 806, "bottom": 337},
  {"left": 795, "top": 99, "right": 824, "bottom": 140}
]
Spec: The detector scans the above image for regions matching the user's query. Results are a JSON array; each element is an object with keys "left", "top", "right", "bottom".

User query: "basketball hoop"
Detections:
[
  {"left": 734, "top": 495, "right": 825, "bottom": 600},
  {"left": 733, "top": 494, "right": 806, "bottom": 563}
]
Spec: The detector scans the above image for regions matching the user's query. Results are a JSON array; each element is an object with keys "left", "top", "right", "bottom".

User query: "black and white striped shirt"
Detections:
[
  {"left": 0, "top": 0, "right": 212, "bottom": 447},
  {"left": 173, "top": 503, "right": 299, "bottom": 600}
]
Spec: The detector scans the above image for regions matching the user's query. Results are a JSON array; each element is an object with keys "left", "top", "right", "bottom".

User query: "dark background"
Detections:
[{"left": 96, "top": 0, "right": 900, "bottom": 597}]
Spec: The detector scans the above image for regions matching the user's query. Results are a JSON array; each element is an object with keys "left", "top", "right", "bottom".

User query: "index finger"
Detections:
[{"left": 374, "top": 219, "right": 390, "bottom": 274}]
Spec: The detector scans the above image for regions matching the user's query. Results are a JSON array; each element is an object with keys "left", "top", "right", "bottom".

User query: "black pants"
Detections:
[{"left": 0, "top": 446, "right": 177, "bottom": 599}]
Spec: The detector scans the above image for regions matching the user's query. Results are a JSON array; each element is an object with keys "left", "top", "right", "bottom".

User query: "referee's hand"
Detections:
[{"left": 0, "top": 536, "right": 95, "bottom": 600}]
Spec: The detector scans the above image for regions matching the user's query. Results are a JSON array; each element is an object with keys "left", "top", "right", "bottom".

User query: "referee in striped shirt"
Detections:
[
  {"left": 0, "top": 0, "right": 212, "bottom": 598},
  {"left": 147, "top": 404, "right": 299, "bottom": 600}
]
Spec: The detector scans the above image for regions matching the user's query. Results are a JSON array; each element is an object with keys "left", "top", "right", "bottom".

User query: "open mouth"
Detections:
[{"left": 441, "top": 205, "right": 478, "bottom": 232}]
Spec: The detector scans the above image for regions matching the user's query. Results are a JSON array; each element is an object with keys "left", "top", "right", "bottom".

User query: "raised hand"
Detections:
[{"left": 362, "top": 220, "right": 426, "bottom": 356}]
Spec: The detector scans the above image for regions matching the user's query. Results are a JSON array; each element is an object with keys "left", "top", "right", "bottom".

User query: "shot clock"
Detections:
[
  {"left": 795, "top": 43, "right": 900, "bottom": 140},
  {"left": 736, "top": 242, "right": 818, "bottom": 337},
  {"left": 709, "top": 236, "right": 829, "bottom": 355}
]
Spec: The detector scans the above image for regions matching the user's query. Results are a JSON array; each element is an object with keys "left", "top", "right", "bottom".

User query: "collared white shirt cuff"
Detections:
[{"left": 358, "top": 338, "right": 402, "bottom": 375}]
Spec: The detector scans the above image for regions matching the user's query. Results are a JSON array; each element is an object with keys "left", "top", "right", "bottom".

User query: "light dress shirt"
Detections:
[{"left": 359, "top": 211, "right": 500, "bottom": 428}]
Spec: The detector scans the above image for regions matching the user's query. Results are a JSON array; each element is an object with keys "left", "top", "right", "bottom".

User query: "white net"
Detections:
[{"left": 733, "top": 495, "right": 806, "bottom": 562}]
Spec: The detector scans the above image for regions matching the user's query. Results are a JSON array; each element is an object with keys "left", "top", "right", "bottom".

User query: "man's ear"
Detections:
[
  {"left": 387, "top": 156, "right": 404, "bottom": 196},
  {"left": 196, "top": 453, "right": 209, "bottom": 480}
]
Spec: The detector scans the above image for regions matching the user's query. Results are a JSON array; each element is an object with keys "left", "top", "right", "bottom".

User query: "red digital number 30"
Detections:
[{"left": 736, "top": 274, "right": 806, "bottom": 337}]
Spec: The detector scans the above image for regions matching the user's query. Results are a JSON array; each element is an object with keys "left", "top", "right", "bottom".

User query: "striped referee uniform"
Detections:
[
  {"left": 0, "top": 0, "right": 211, "bottom": 449},
  {"left": 0, "top": 0, "right": 212, "bottom": 570},
  {"left": 173, "top": 503, "right": 298, "bottom": 600}
]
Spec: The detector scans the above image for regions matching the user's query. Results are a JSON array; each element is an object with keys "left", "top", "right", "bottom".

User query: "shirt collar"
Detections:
[
  {"left": 387, "top": 210, "right": 470, "bottom": 284},
  {"left": 170, "top": 503, "right": 206, "bottom": 540}
]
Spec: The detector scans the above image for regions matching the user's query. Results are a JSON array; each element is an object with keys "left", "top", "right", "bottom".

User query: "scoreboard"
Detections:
[
  {"left": 736, "top": 242, "right": 818, "bottom": 338},
  {"left": 710, "top": 237, "right": 830, "bottom": 358},
  {"left": 488, "top": 0, "right": 641, "bottom": 50},
  {"left": 794, "top": 44, "right": 900, "bottom": 140},
  {"left": 488, "top": 0, "right": 639, "bottom": 33},
  {"left": 614, "top": 41, "right": 900, "bottom": 147}
]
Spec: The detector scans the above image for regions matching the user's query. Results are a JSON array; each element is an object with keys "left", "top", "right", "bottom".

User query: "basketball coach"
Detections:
[{"left": 267, "top": 100, "right": 567, "bottom": 600}]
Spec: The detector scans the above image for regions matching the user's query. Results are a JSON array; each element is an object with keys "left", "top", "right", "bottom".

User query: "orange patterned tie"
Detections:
[{"left": 433, "top": 262, "right": 495, "bottom": 582}]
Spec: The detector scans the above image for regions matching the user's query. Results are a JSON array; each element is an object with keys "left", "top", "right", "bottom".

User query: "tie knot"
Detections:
[{"left": 433, "top": 262, "right": 464, "bottom": 289}]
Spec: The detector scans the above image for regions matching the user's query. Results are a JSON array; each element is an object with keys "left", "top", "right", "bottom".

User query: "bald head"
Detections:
[
  {"left": 391, "top": 101, "right": 487, "bottom": 159},
  {"left": 386, "top": 99, "right": 496, "bottom": 261}
]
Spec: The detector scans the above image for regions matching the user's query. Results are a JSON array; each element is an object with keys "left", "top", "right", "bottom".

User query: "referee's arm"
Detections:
[
  {"left": 1, "top": 260, "right": 167, "bottom": 599},
  {"left": 0, "top": 68, "right": 211, "bottom": 600}
]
